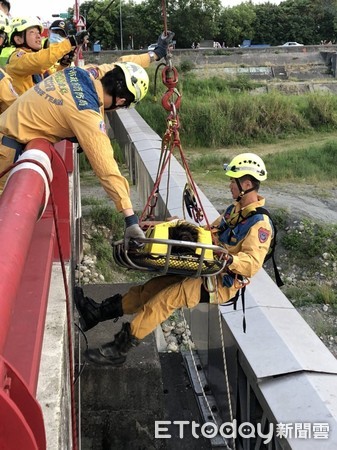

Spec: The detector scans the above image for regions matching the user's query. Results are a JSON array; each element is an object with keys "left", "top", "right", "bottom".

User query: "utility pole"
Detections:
[
  {"left": 119, "top": 0, "right": 123, "bottom": 50},
  {"left": 74, "top": 0, "right": 86, "bottom": 66}
]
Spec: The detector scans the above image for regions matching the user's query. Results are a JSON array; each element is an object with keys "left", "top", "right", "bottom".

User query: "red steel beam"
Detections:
[
  {"left": 0, "top": 139, "right": 57, "bottom": 449},
  {"left": 0, "top": 151, "right": 51, "bottom": 353}
]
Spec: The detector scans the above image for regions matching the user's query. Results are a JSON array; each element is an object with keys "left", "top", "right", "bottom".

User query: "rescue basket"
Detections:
[{"left": 112, "top": 221, "right": 229, "bottom": 277}]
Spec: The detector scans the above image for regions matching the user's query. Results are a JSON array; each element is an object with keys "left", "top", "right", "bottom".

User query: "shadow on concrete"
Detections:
[{"left": 75, "top": 283, "right": 212, "bottom": 449}]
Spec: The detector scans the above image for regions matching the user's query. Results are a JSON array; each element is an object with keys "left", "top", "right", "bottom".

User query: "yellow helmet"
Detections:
[
  {"left": 225, "top": 153, "right": 267, "bottom": 181},
  {"left": 10, "top": 16, "right": 43, "bottom": 44},
  {"left": 0, "top": 12, "right": 11, "bottom": 34},
  {"left": 114, "top": 62, "right": 149, "bottom": 105}
]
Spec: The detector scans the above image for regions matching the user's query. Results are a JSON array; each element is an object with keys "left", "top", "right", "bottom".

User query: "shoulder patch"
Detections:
[
  {"left": 258, "top": 227, "right": 270, "bottom": 243},
  {"left": 86, "top": 67, "right": 99, "bottom": 79},
  {"left": 16, "top": 51, "right": 26, "bottom": 58}
]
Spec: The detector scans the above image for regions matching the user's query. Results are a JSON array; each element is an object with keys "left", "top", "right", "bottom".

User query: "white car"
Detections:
[
  {"left": 147, "top": 43, "right": 157, "bottom": 50},
  {"left": 279, "top": 42, "right": 304, "bottom": 47}
]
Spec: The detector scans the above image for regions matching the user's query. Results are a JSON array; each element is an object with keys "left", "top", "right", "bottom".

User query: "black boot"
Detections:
[
  {"left": 74, "top": 286, "right": 123, "bottom": 332},
  {"left": 85, "top": 322, "right": 139, "bottom": 366}
]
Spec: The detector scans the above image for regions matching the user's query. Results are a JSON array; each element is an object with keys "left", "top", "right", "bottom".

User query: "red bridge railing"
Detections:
[{"left": 0, "top": 139, "right": 73, "bottom": 449}]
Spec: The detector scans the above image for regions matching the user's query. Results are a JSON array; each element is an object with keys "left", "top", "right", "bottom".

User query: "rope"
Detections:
[
  {"left": 218, "top": 307, "right": 236, "bottom": 450},
  {"left": 161, "top": 0, "right": 168, "bottom": 35},
  {"left": 0, "top": 157, "right": 79, "bottom": 450},
  {"left": 73, "top": 150, "right": 84, "bottom": 449},
  {"left": 140, "top": 62, "right": 211, "bottom": 229}
]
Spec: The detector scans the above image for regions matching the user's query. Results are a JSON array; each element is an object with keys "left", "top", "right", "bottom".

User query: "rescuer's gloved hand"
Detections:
[
  {"left": 69, "top": 30, "right": 90, "bottom": 47},
  {"left": 124, "top": 214, "right": 145, "bottom": 250},
  {"left": 59, "top": 50, "right": 75, "bottom": 67},
  {"left": 153, "top": 31, "right": 175, "bottom": 60}
]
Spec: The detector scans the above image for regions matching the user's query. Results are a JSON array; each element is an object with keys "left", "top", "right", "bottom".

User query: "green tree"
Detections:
[
  {"left": 253, "top": 4, "right": 283, "bottom": 46},
  {"left": 79, "top": 0, "right": 337, "bottom": 50},
  {"left": 80, "top": 0, "right": 119, "bottom": 49},
  {"left": 218, "top": 2, "right": 256, "bottom": 47}
]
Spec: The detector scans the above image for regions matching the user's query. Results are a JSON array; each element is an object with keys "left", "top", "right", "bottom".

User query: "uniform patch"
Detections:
[
  {"left": 99, "top": 121, "right": 106, "bottom": 134},
  {"left": 86, "top": 67, "right": 99, "bottom": 79},
  {"left": 258, "top": 227, "right": 270, "bottom": 243},
  {"left": 16, "top": 51, "right": 25, "bottom": 58}
]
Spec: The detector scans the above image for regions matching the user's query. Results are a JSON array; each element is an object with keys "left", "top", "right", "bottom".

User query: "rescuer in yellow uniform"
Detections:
[
  {"left": 6, "top": 16, "right": 89, "bottom": 95},
  {"left": 43, "top": 20, "right": 76, "bottom": 76},
  {"left": 75, "top": 153, "right": 273, "bottom": 366},
  {"left": 0, "top": 31, "right": 174, "bottom": 242},
  {"left": 0, "top": 12, "right": 18, "bottom": 112}
]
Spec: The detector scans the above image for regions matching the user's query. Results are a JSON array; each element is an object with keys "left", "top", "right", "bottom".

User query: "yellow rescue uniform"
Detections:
[
  {"left": 6, "top": 39, "right": 74, "bottom": 95},
  {"left": 0, "top": 53, "right": 152, "bottom": 203},
  {"left": 121, "top": 196, "right": 272, "bottom": 339},
  {"left": 0, "top": 68, "right": 18, "bottom": 113}
]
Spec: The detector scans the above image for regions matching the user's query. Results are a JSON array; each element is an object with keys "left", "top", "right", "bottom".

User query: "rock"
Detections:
[
  {"left": 162, "top": 323, "right": 174, "bottom": 333},
  {"left": 167, "top": 342, "right": 179, "bottom": 352}
]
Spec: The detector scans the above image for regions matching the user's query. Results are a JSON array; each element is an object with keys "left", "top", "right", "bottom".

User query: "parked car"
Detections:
[
  {"left": 279, "top": 42, "right": 304, "bottom": 47},
  {"left": 147, "top": 43, "right": 157, "bottom": 50}
]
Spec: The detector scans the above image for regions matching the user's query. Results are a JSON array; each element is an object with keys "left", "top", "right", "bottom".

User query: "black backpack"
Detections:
[
  {"left": 253, "top": 207, "right": 283, "bottom": 288},
  {"left": 224, "top": 207, "right": 283, "bottom": 332}
]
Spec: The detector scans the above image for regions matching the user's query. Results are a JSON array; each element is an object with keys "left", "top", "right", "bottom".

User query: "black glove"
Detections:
[
  {"left": 153, "top": 31, "right": 175, "bottom": 60},
  {"left": 59, "top": 50, "right": 75, "bottom": 67},
  {"left": 69, "top": 30, "right": 90, "bottom": 47},
  {"left": 124, "top": 214, "right": 145, "bottom": 250}
]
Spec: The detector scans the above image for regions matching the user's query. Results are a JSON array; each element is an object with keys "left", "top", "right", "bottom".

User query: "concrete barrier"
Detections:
[{"left": 108, "top": 107, "right": 337, "bottom": 448}]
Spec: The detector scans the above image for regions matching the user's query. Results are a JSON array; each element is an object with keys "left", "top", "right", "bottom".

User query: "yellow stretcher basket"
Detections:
[{"left": 112, "top": 221, "right": 229, "bottom": 278}]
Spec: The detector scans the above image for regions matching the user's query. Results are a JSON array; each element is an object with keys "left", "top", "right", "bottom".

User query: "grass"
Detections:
[
  {"left": 138, "top": 72, "right": 337, "bottom": 149},
  {"left": 185, "top": 139, "right": 337, "bottom": 186},
  {"left": 89, "top": 205, "right": 124, "bottom": 236},
  {"left": 81, "top": 197, "right": 107, "bottom": 206}
]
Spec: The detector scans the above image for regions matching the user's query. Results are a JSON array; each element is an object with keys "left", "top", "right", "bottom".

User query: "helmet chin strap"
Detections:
[{"left": 235, "top": 178, "right": 255, "bottom": 201}]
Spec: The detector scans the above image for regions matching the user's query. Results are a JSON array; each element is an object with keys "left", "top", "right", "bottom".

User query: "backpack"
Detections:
[
  {"left": 253, "top": 207, "right": 283, "bottom": 288},
  {"left": 223, "top": 207, "right": 283, "bottom": 332}
]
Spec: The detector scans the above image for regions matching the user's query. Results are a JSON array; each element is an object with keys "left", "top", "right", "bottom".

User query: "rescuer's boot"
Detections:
[
  {"left": 74, "top": 286, "right": 123, "bottom": 332},
  {"left": 85, "top": 322, "right": 139, "bottom": 366}
]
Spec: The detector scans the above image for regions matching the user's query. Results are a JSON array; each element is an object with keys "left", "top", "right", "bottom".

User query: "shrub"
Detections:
[
  {"left": 89, "top": 205, "right": 124, "bottom": 238},
  {"left": 179, "top": 60, "right": 195, "bottom": 73}
]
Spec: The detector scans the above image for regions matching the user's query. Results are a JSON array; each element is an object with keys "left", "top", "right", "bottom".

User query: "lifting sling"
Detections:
[{"left": 112, "top": 22, "right": 227, "bottom": 277}]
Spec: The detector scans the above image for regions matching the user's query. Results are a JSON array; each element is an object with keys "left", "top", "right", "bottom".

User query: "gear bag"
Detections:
[{"left": 223, "top": 206, "right": 283, "bottom": 332}]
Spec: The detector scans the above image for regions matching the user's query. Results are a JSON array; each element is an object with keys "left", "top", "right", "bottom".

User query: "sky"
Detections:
[
  {"left": 10, "top": 1, "right": 75, "bottom": 21},
  {"left": 11, "top": 0, "right": 283, "bottom": 21}
]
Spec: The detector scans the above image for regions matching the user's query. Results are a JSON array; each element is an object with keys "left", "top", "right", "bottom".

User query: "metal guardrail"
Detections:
[{"left": 108, "top": 108, "right": 337, "bottom": 449}]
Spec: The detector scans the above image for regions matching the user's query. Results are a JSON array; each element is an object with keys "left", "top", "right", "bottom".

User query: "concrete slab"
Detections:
[{"left": 77, "top": 283, "right": 165, "bottom": 449}]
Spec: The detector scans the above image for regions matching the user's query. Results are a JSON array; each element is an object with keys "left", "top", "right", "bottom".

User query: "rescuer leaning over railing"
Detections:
[{"left": 0, "top": 30, "right": 174, "bottom": 243}]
